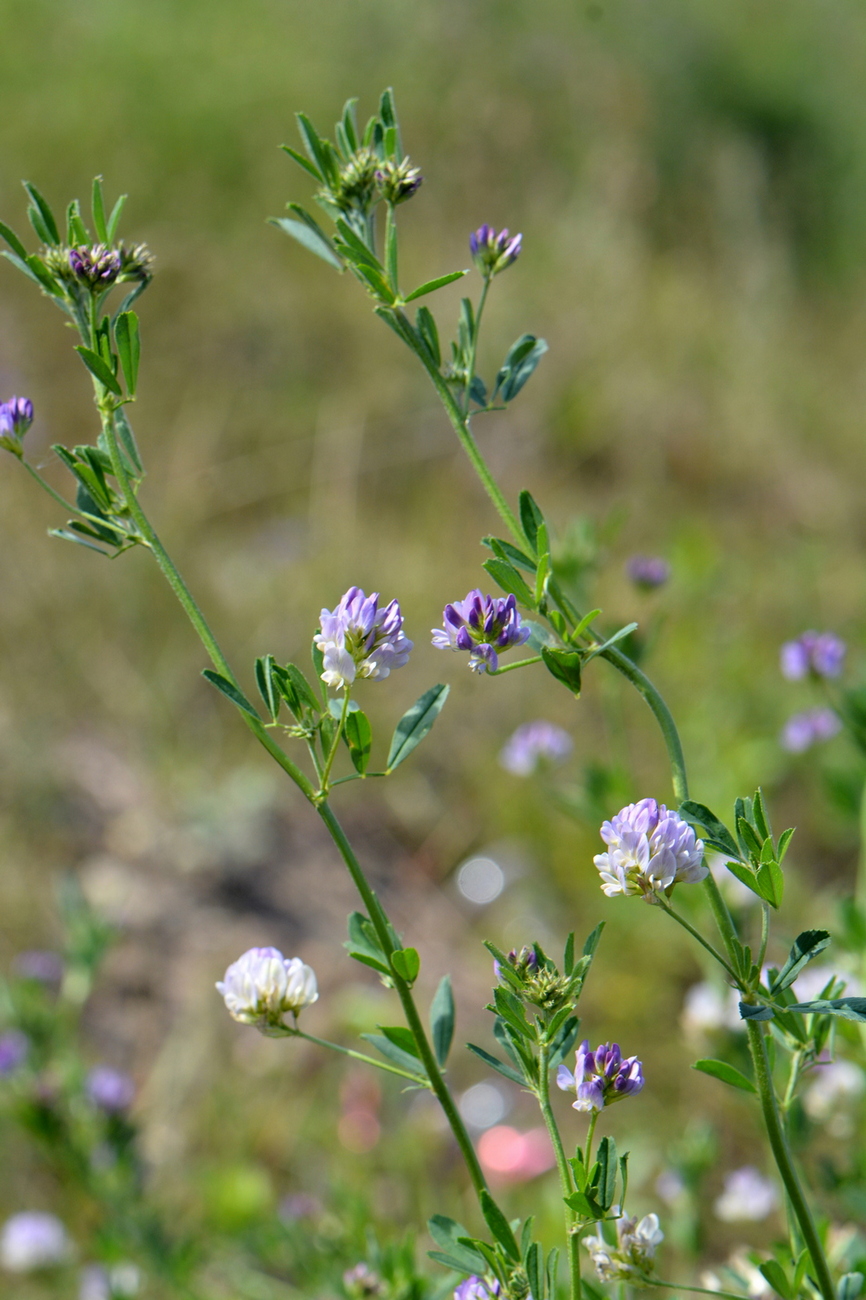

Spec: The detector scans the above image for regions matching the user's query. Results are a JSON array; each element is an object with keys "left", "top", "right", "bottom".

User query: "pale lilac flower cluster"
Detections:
[
  {"left": 594, "top": 798, "right": 706, "bottom": 902},
  {"left": 626, "top": 555, "right": 670, "bottom": 589},
  {"left": 86, "top": 1066, "right": 135, "bottom": 1114},
  {"left": 314, "top": 586, "right": 413, "bottom": 691},
  {"left": 499, "top": 720, "right": 572, "bottom": 775},
  {"left": 0, "top": 1030, "right": 28, "bottom": 1075},
  {"left": 469, "top": 225, "right": 522, "bottom": 277},
  {"left": 0, "top": 396, "right": 33, "bottom": 457},
  {"left": 584, "top": 1214, "right": 664, "bottom": 1284},
  {"left": 713, "top": 1167, "right": 778, "bottom": 1222},
  {"left": 557, "top": 1040, "right": 644, "bottom": 1112},
  {"left": 0, "top": 1212, "right": 72, "bottom": 1272},
  {"left": 14, "top": 950, "right": 64, "bottom": 985},
  {"left": 780, "top": 707, "right": 841, "bottom": 754},
  {"left": 432, "top": 589, "right": 530, "bottom": 674},
  {"left": 780, "top": 631, "right": 846, "bottom": 680},
  {"left": 454, "top": 1278, "right": 500, "bottom": 1300},
  {"left": 68, "top": 244, "right": 122, "bottom": 287},
  {"left": 216, "top": 947, "right": 318, "bottom": 1031}
]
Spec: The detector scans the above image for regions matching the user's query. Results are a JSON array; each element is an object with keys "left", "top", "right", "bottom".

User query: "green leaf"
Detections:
[
  {"left": 777, "top": 826, "right": 795, "bottom": 863},
  {"left": 725, "top": 859, "right": 764, "bottom": 900},
  {"left": 113, "top": 407, "right": 143, "bottom": 475},
  {"left": 738, "top": 1002, "right": 775, "bottom": 1021},
  {"left": 276, "top": 662, "right": 321, "bottom": 717},
  {"left": 254, "top": 655, "right": 280, "bottom": 721},
  {"left": 483, "top": 536, "right": 537, "bottom": 575},
  {"left": 541, "top": 646, "right": 582, "bottom": 695},
  {"left": 387, "top": 684, "right": 449, "bottom": 770},
  {"left": 415, "top": 305, "right": 441, "bottom": 367},
  {"left": 279, "top": 143, "right": 323, "bottom": 181},
  {"left": 526, "top": 1243, "right": 543, "bottom": 1300},
  {"left": 563, "top": 932, "right": 575, "bottom": 975},
  {"left": 692, "top": 1058, "right": 757, "bottom": 1094},
  {"left": 48, "top": 527, "right": 110, "bottom": 556},
  {"left": 427, "top": 1217, "right": 487, "bottom": 1274},
  {"left": 482, "top": 558, "right": 535, "bottom": 607},
  {"left": 430, "top": 975, "right": 455, "bottom": 1067},
  {"left": 23, "top": 181, "right": 60, "bottom": 244},
  {"left": 0, "top": 219, "right": 28, "bottom": 261},
  {"left": 66, "top": 199, "right": 88, "bottom": 247},
  {"left": 752, "top": 787, "right": 772, "bottom": 841},
  {"left": 480, "top": 1190, "right": 520, "bottom": 1262},
  {"left": 270, "top": 215, "right": 342, "bottom": 270},
  {"left": 344, "top": 708, "right": 372, "bottom": 774},
  {"left": 201, "top": 670, "right": 260, "bottom": 720},
  {"left": 404, "top": 270, "right": 468, "bottom": 302},
  {"left": 466, "top": 1042, "right": 524, "bottom": 1085},
  {"left": 678, "top": 801, "right": 740, "bottom": 859},
  {"left": 838, "top": 1274, "right": 864, "bottom": 1300},
  {"left": 737, "top": 815, "right": 764, "bottom": 858},
  {"left": 295, "top": 113, "right": 337, "bottom": 185},
  {"left": 758, "top": 1261, "right": 792, "bottom": 1300},
  {"left": 106, "top": 194, "right": 127, "bottom": 243},
  {"left": 390, "top": 946, "right": 420, "bottom": 983},
  {"left": 360, "top": 1033, "right": 427, "bottom": 1077},
  {"left": 756, "top": 858, "right": 784, "bottom": 909},
  {"left": 25, "top": 253, "right": 62, "bottom": 295},
  {"left": 595, "top": 1135, "right": 618, "bottom": 1210},
  {"left": 75, "top": 345, "right": 122, "bottom": 396},
  {"left": 377, "top": 1025, "right": 421, "bottom": 1058},
  {"left": 518, "top": 490, "right": 544, "bottom": 552},
  {"left": 344, "top": 912, "right": 390, "bottom": 974},
  {"left": 114, "top": 311, "right": 140, "bottom": 396},
  {"left": 787, "top": 997, "right": 866, "bottom": 1022},
  {"left": 771, "top": 930, "right": 831, "bottom": 995},
  {"left": 91, "top": 176, "right": 108, "bottom": 242},
  {"left": 352, "top": 260, "right": 397, "bottom": 304},
  {"left": 547, "top": 1249, "right": 560, "bottom": 1300},
  {"left": 496, "top": 335, "right": 549, "bottom": 402}
]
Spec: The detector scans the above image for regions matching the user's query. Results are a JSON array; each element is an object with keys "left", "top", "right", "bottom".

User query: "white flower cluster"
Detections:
[
  {"left": 216, "top": 947, "right": 318, "bottom": 1032},
  {"left": 584, "top": 1214, "right": 664, "bottom": 1285},
  {"left": 594, "top": 798, "right": 706, "bottom": 903}
]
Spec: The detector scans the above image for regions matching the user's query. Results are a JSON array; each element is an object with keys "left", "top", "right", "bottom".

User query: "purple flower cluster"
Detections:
[
  {"left": 0, "top": 396, "right": 33, "bottom": 457},
  {"left": 557, "top": 1040, "right": 645, "bottom": 1112},
  {"left": 594, "top": 798, "right": 706, "bottom": 902},
  {"left": 469, "top": 225, "right": 522, "bottom": 277},
  {"left": 68, "top": 244, "right": 122, "bottom": 287},
  {"left": 780, "top": 707, "right": 841, "bottom": 754},
  {"left": 626, "top": 555, "right": 670, "bottom": 590},
  {"left": 432, "top": 590, "right": 530, "bottom": 674},
  {"left": 14, "top": 950, "right": 63, "bottom": 986},
  {"left": 0, "top": 1030, "right": 28, "bottom": 1075},
  {"left": 314, "top": 587, "right": 413, "bottom": 691},
  {"left": 780, "top": 631, "right": 846, "bottom": 680},
  {"left": 454, "top": 1278, "right": 500, "bottom": 1300},
  {"left": 499, "top": 720, "right": 572, "bottom": 775},
  {"left": 86, "top": 1066, "right": 135, "bottom": 1114}
]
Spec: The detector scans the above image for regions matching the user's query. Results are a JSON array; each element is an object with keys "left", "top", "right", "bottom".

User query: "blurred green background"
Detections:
[{"left": 1, "top": 0, "right": 866, "bottom": 1294}]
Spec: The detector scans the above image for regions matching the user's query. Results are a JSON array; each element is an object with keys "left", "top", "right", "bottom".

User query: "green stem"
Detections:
[
  {"left": 655, "top": 898, "right": 740, "bottom": 985},
  {"left": 584, "top": 1110, "right": 598, "bottom": 1170},
  {"left": 758, "top": 902, "right": 770, "bottom": 973},
  {"left": 537, "top": 1041, "right": 579, "bottom": 1300},
  {"left": 780, "top": 1048, "right": 804, "bottom": 1118},
  {"left": 646, "top": 1280, "right": 750, "bottom": 1300},
  {"left": 462, "top": 276, "right": 490, "bottom": 417},
  {"left": 489, "top": 655, "right": 542, "bottom": 676},
  {"left": 318, "top": 689, "right": 350, "bottom": 793},
  {"left": 291, "top": 1028, "right": 428, "bottom": 1085},
  {"left": 22, "top": 459, "right": 79, "bottom": 513},
  {"left": 744, "top": 1020, "right": 835, "bottom": 1300},
  {"left": 384, "top": 203, "right": 398, "bottom": 293}
]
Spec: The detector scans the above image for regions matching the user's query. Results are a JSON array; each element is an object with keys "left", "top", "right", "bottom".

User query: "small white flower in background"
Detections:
[
  {"left": 714, "top": 1167, "right": 778, "bottom": 1222},
  {"left": 216, "top": 947, "right": 318, "bottom": 1032},
  {"left": 804, "top": 1060, "right": 865, "bottom": 1122},
  {"left": 584, "top": 1213, "right": 664, "bottom": 1284},
  {"left": 80, "top": 1263, "right": 141, "bottom": 1299},
  {"left": 655, "top": 1169, "right": 686, "bottom": 1204},
  {"left": 681, "top": 982, "right": 743, "bottom": 1036},
  {"left": 701, "top": 1253, "right": 772, "bottom": 1299},
  {"left": 0, "top": 1212, "right": 72, "bottom": 1272}
]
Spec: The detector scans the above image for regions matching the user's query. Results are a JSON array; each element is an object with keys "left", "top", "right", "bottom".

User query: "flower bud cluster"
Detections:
[
  {"left": 314, "top": 586, "right": 413, "bottom": 690},
  {"left": 44, "top": 242, "right": 154, "bottom": 291},
  {"left": 594, "top": 798, "right": 706, "bottom": 903},
  {"left": 557, "top": 1040, "right": 644, "bottom": 1112},
  {"left": 584, "top": 1214, "right": 664, "bottom": 1285},
  {"left": 432, "top": 589, "right": 530, "bottom": 674},
  {"left": 216, "top": 947, "right": 318, "bottom": 1033},
  {"left": 375, "top": 157, "right": 423, "bottom": 205},
  {"left": 469, "top": 224, "right": 522, "bottom": 277},
  {"left": 0, "top": 396, "right": 33, "bottom": 458},
  {"left": 329, "top": 149, "right": 380, "bottom": 212}
]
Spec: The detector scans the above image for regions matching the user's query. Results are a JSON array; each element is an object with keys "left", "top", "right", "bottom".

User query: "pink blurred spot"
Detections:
[
  {"left": 338, "top": 1108, "right": 381, "bottom": 1152},
  {"left": 478, "top": 1126, "right": 555, "bottom": 1181}
]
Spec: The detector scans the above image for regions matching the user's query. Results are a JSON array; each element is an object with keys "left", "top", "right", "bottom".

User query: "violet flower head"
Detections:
[
  {"left": 216, "top": 947, "right": 318, "bottom": 1032},
  {"left": 68, "top": 244, "right": 122, "bottom": 287},
  {"left": 469, "top": 224, "right": 522, "bottom": 277},
  {"left": 626, "top": 555, "right": 670, "bottom": 590},
  {"left": 0, "top": 1030, "right": 29, "bottom": 1075},
  {"left": 780, "top": 707, "right": 841, "bottom": 754},
  {"left": 557, "top": 1039, "right": 644, "bottom": 1112},
  {"left": 86, "top": 1066, "right": 135, "bottom": 1114},
  {"left": 593, "top": 797, "right": 706, "bottom": 902},
  {"left": 454, "top": 1278, "right": 501, "bottom": 1300},
  {"left": 432, "top": 589, "right": 530, "bottom": 674},
  {"left": 0, "top": 396, "right": 34, "bottom": 457},
  {"left": 780, "top": 631, "right": 846, "bottom": 681},
  {"left": 314, "top": 586, "right": 413, "bottom": 691},
  {"left": 0, "top": 1212, "right": 72, "bottom": 1272},
  {"left": 13, "top": 950, "right": 64, "bottom": 986},
  {"left": 499, "top": 720, "right": 572, "bottom": 775}
]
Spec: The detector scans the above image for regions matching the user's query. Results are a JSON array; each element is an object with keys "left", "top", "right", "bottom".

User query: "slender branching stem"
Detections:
[
  {"left": 655, "top": 898, "right": 740, "bottom": 985},
  {"left": 537, "top": 1041, "right": 580, "bottom": 1300},
  {"left": 318, "top": 688, "right": 350, "bottom": 793},
  {"left": 758, "top": 902, "right": 771, "bottom": 973},
  {"left": 489, "top": 655, "right": 542, "bottom": 675},
  {"left": 463, "top": 276, "right": 491, "bottom": 417},
  {"left": 289, "top": 1028, "right": 429, "bottom": 1085},
  {"left": 22, "top": 460, "right": 78, "bottom": 514}
]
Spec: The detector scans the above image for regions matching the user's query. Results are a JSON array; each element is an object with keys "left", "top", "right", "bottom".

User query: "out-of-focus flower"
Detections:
[
  {"left": 375, "top": 157, "right": 423, "bottom": 205},
  {"left": 714, "top": 1167, "right": 778, "bottom": 1222},
  {"left": 469, "top": 225, "right": 522, "bottom": 277},
  {"left": 780, "top": 631, "right": 846, "bottom": 680},
  {"left": 0, "top": 1212, "right": 72, "bottom": 1272},
  {"left": 681, "top": 982, "right": 742, "bottom": 1036},
  {"left": 68, "top": 245, "right": 122, "bottom": 287},
  {"left": 557, "top": 1040, "right": 644, "bottom": 1112},
  {"left": 0, "top": 396, "right": 34, "bottom": 457},
  {"left": 594, "top": 798, "right": 706, "bottom": 902},
  {"left": 432, "top": 589, "right": 530, "bottom": 674},
  {"left": 793, "top": 965, "right": 861, "bottom": 1002},
  {"left": 499, "top": 720, "right": 572, "bottom": 775},
  {"left": 655, "top": 1169, "right": 686, "bottom": 1204},
  {"left": 584, "top": 1214, "right": 664, "bottom": 1285},
  {"left": 278, "top": 1192, "right": 320, "bottom": 1223},
  {"left": 803, "top": 1060, "right": 865, "bottom": 1122},
  {"left": 79, "top": 1263, "right": 141, "bottom": 1299},
  {"left": 86, "top": 1066, "right": 135, "bottom": 1114},
  {"left": 454, "top": 1277, "right": 501, "bottom": 1300},
  {"left": 216, "top": 947, "right": 318, "bottom": 1031},
  {"left": 780, "top": 707, "right": 841, "bottom": 753},
  {"left": 0, "top": 1030, "right": 29, "bottom": 1075},
  {"left": 343, "top": 1263, "right": 382, "bottom": 1297},
  {"left": 626, "top": 555, "right": 670, "bottom": 590},
  {"left": 702, "top": 1253, "right": 772, "bottom": 1299},
  {"left": 477, "top": 1125, "right": 555, "bottom": 1180},
  {"left": 314, "top": 586, "right": 412, "bottom": 690},
  {"left": 13, "top": 950, "right": 64, "bottom": 985}
]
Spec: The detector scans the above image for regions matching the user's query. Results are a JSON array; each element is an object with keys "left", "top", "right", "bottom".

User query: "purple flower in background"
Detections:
[
  {"left": 432, "top": 589, "right": 530, "bottom": 674},
  {"left": 314, "top": 587, "right": 413, "bottom": 691},
  {"left": 499, "top": 720, "right": 573, "bottom": 775},
  {"left": 0, "top": 396, "right": 34, "bottom": 457},
  {"left": 68, "top": 244, "right": 122, "bottom": 287},
  {"left": 780, "top": 707, "right": 841, "bottom": 754},
  {"left": 14, "top": 950, "right": 64, "bottom": 986},
  {"left": 278, "top": 1192, "right": 320, "bottom": 1223},
  {"left": 86, "top": 1066, "right": 135, "bottom": 1114},
  {"left": 0, "top": 1212, "right": 72, "bottom": 1272},
  {"left": 780, "top": 631, "right": 846, "bottom": 680},
  {"left": 343, "top": 1263, "right": 382, "bottom": 1297},
  {"left": 714, "top": 1167, "right": 778, "bottom": 1222},
  {"left": 593, "top": 798, "right": 706, "bottom": 902},
  {"left": 0, "top": 1030, "right": 29, "bottom": 1075},
  {"left": 626, "top": 555, "right": 670, "bottom": 590},
  {"left": 557, "top": 1040, "right": 644, "bottom": 1112},
  {"left": 454, "top": 1278, "right": 501, "bottom": 1300},
  {"left": 469, "top": 224, "right": 522, "bottom": 277}
]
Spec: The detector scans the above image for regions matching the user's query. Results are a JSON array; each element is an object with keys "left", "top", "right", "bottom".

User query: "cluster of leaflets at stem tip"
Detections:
[{"left": 0, "top": 178, "right": 149, "bottom": 557}]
